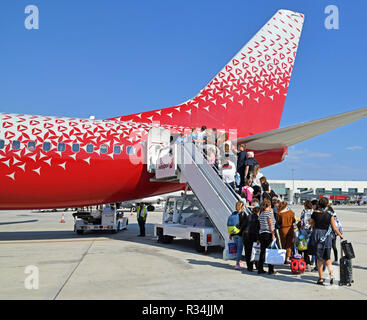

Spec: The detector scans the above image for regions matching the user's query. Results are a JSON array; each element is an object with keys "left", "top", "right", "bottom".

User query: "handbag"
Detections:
[
  {"left": 297, "top": 235, "right": 308, "bottom": 251},
  {"left": 341, "top": 240, "right": 355, "bottom": 259},
  {"left": 250, "top": 242, "right": 261, "bottom": 262},
  {"left": 265, "top": 240, "right": 286, "bottom": 265},
  {"left": 223, "top": 239, "right": 237, "bottom": 260},
  {"left": 228, "top": 241, "right": 237, "bottom": 254}
]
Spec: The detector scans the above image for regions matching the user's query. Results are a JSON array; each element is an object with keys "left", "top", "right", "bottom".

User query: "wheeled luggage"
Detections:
[
  {"left": 339, "top": 239, "right": 354, "bottom": 286},
  {"left": 339, "top": 256, "right": 353, "bottom": 286},
  {"left": 291, "top": 254, "right": 306, "bottom": 274}
]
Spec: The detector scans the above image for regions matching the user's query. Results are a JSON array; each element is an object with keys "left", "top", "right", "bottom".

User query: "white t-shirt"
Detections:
[
  {"left": 252, "top": 172, "right": 264, "bottom": 187},
  {"left": 221, "top": 161, "right": 236, "bottom": 184}
]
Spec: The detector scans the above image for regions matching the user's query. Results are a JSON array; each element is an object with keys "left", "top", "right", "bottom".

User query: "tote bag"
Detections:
[
  {"left": 250, "top": 242, "right": 261, "bottom": 262},
  {"left": 223, "top": 239, "right": 237, "bottom": 260},
  {"left": 265, "top": 240, "right": 286, "bottom": 265}
]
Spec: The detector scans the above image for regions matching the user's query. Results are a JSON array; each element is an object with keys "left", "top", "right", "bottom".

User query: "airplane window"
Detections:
[
  {"left": 27, "top": 141, "right": 36, "bottom": 151},
  {"left": 100, "top": 144, "right": 108, "bottom": 154},
  {"left": 43, "top": 142, "right": 51, "bottom": 151},
  {"left": 12, "top": 140, "right": 20, "bottom": 150},
  {"left": 58, "top": 143, "right": 66, "bottom": 152},
  {"left": 114, "top": 145, "right": 121, "bottom": 154},
  {"left": 0, "top": 140, "right": 4, "bottom": 149},
  {"left": 86, "top": 144, "right": 94, "bottom": 153},
  {"left": 72, "top": 143, "right": 80, "bottom": 153},
  {"left": 126, "top": 146, "right": 135, "bottom": 155}
]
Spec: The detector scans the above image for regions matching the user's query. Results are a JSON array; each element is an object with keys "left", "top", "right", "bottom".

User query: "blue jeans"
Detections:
[{"left": 232, "top": 235, "right": 243, "bottom": 263}]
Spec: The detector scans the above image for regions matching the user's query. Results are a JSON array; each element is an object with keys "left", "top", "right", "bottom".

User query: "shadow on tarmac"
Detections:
[
  {"left": 0, "top": 219, "right": 38, "bottom": 226},
  {"left": 0, "top": 230, "right": 108, "bottom": 241},
  {"left": 116, "top": 223, "right": 224, "bottom": 258},
  {"left": 186, "top": 259, "right": 321, "bottom": 284},
  {"left": 187, "top": 259, "right": 236, "bottom": 271},
  {"left": 0, "top": 223, "right": 223, "bottom": 260}
]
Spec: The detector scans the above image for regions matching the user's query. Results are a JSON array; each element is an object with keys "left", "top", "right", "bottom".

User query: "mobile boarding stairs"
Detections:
[{"left": 147, "top": 127, "right": 241, "bottom": 257}]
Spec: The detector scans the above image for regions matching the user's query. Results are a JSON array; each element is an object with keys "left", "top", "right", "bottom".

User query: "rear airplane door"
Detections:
[{"left": 147, "top": 127, "right": 171, "bottom": 172}]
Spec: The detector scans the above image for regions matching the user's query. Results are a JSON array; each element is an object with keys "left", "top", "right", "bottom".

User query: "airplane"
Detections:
[{"left": 1, "top": 9, "right": 367, "bottom": 210}]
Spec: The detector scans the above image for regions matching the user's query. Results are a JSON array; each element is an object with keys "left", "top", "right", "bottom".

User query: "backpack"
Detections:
[
  {"left": 227, "top": 212, "right": 241, "bottom": 235},
  {"left": 241, "top": 186, "right": 253, "bottom": 202},
  {"left": 333, "top": 214, "right": 343, "bottom": 234}
]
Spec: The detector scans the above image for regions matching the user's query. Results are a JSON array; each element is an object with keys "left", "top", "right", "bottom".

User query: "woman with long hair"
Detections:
[
  {"left": 228, "top": 201, "right": 246, "bottom": 270},
  {"left": 250, "top": 165, "right": 263, "bottom": 201},
  {"left": 298, "top": 200, "right": 313, "bottom": 270},
  {"left": 309, "top": 197, "right": 344, "bottom": 285},
  {"left": 327, "top": 205, "right": 342, "bottom": 265},
  {"left": 276, "top": 201, "right": 296, "bottom": 264},
  {"left": 257, "top": 199, "right": 277, "bottom": 275}
]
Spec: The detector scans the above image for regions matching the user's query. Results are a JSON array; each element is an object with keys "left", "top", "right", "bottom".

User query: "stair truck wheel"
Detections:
[
  {"left": 114, "top": 222, "right": 120, "bottom": 233},
  {"left": 157, "top": 227, "right": 174, "bottom": 244},
  {"left": 192, "top": 233, "right": 206, "bottom": 253}
]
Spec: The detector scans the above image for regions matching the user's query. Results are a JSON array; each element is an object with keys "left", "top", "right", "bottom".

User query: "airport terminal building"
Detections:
[{"left": 269, "top": 180, "right": 367, "bottom": 204}]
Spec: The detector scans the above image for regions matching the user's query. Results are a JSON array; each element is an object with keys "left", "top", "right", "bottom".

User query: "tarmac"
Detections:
[{"left": 0, "top": 205, "right": 366, "bottom": 300}]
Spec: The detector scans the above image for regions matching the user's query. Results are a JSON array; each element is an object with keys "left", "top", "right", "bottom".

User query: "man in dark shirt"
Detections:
[
  {"left": 240, "top": 207, "right": 260, "bottom": 272},
  {"left": 236, "top": 144, "right": 247, "bottom": 191},
  {"left": 244, "top": 151, "right": 259, "bottom": 179}
]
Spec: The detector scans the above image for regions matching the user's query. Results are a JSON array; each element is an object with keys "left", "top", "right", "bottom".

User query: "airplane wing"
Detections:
[{"left": 235, "top": 106, "right": 367, "bottom": 150}]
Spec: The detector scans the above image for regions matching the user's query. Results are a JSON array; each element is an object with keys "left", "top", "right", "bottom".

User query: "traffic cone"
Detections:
[{"left": 60, "top": 213, "right": 65, "bottom": 223}]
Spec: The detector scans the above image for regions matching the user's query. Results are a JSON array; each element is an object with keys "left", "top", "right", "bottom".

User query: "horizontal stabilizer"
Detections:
[{"left": 235, "top": 106, "right": 367, "bottom": 150}]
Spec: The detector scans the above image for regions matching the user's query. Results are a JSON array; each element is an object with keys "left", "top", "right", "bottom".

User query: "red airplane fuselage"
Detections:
[{"left": 0, "top": 113, "right": 286, "bottom": 209}]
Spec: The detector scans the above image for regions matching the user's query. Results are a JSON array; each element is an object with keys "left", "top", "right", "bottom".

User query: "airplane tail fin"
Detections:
[{"left": 110, "top": 10, "right": 305, "bottom": 138}]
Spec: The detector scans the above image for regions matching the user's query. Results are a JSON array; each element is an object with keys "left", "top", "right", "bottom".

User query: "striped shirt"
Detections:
[{"left": 259, "top": 210, "right": 275, "bottom": 234}]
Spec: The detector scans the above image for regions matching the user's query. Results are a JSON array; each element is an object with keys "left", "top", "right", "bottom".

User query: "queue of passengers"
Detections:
[
  {"left": 173, "top": 127, "right": 345, "bottom": 285},
  {"left": 229, "top": 193, "right": 344, "bottom": 285},
  {"left": 231, "top": 142, "right": 344, "bottom": 285}
]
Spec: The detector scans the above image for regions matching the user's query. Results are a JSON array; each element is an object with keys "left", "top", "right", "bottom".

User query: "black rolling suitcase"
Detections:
[
  {"left": 339, "top": 240, "right": 354, "bottom": 286},
  {"left": 339, "top": 256, "right": 353, "bottom": 286}
]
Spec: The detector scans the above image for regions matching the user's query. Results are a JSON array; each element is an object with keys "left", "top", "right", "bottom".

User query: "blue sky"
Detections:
[{"left": 1, "top": 0, "right": 367, "bottom": 180}]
